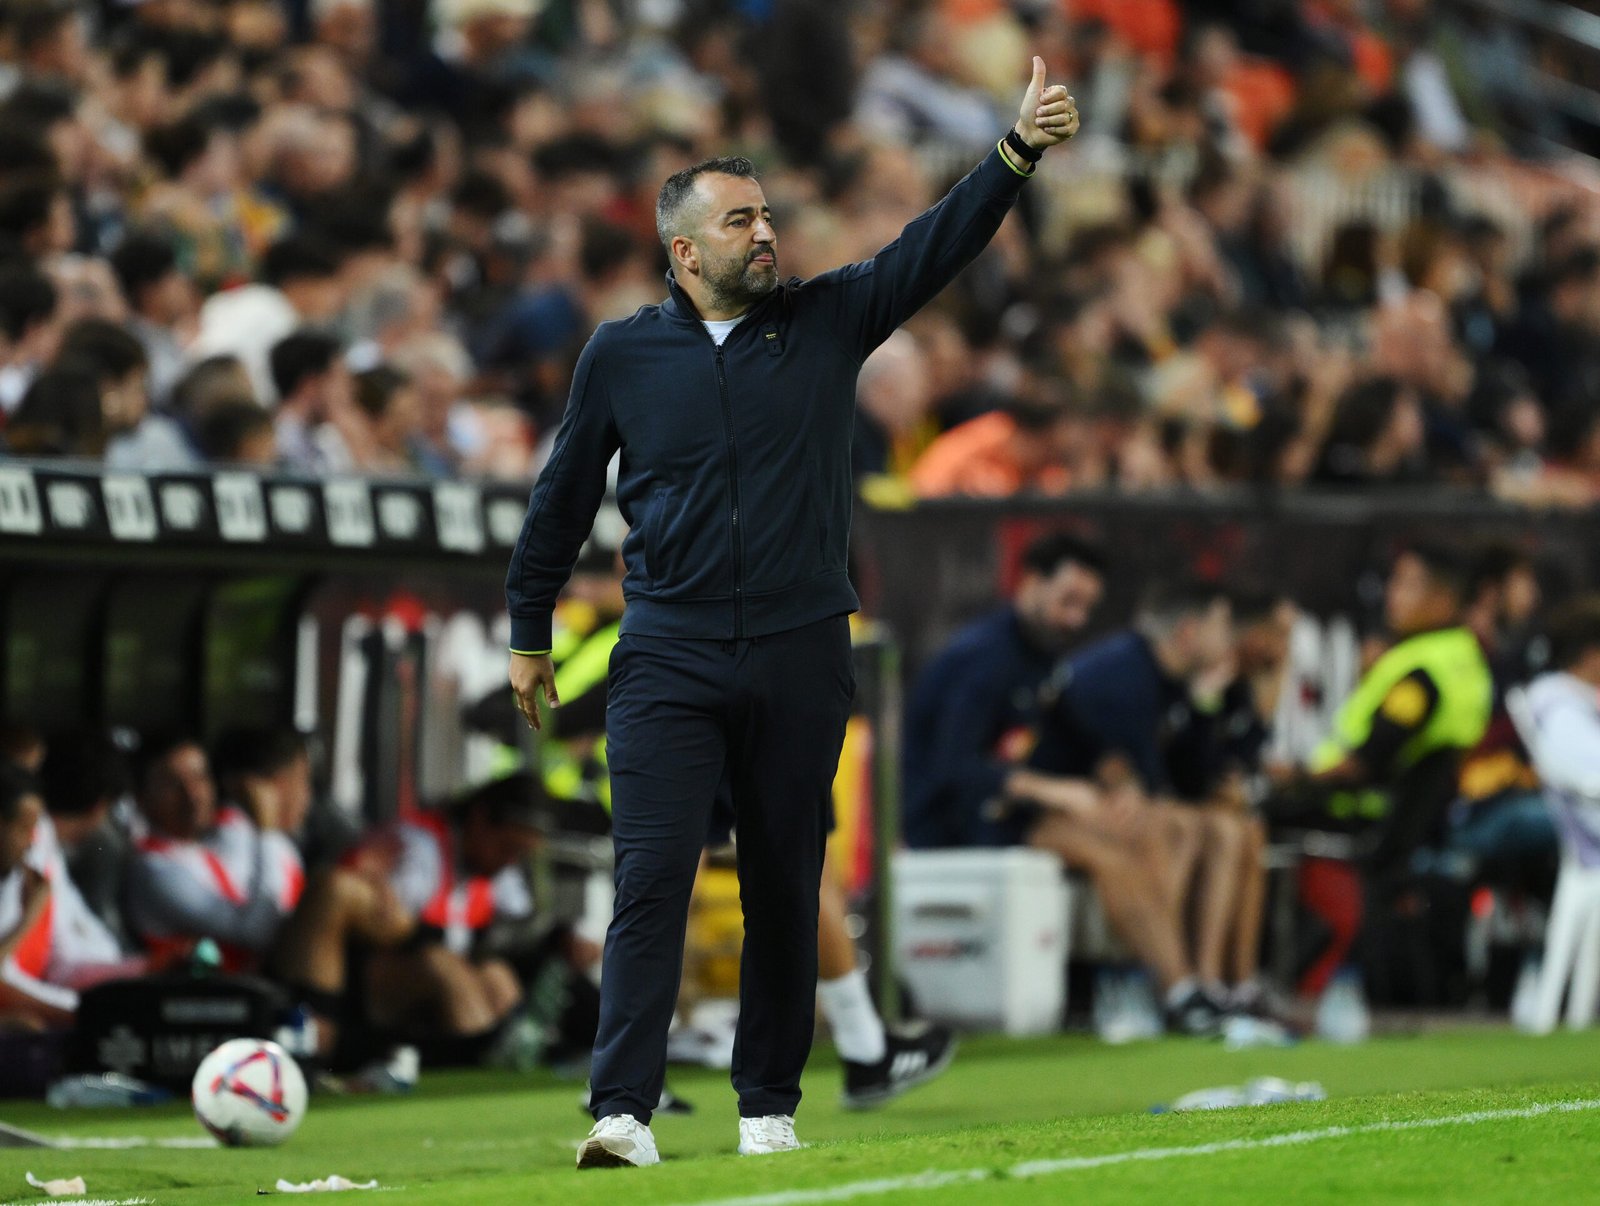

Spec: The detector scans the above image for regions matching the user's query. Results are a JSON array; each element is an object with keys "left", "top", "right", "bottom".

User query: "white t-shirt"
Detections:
[{"left": 702, "top": 316, "right": 746, "bottom": 346}]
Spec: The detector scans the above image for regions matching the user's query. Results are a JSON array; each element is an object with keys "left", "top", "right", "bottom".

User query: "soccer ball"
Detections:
[{"left": 192, "top": 1038, "right": 308, "bottom": 1147}]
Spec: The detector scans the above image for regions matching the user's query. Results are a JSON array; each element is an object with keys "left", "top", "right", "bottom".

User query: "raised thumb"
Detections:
[{"left": 1031, "top": 55, "right": 1046, "bottom": 92}]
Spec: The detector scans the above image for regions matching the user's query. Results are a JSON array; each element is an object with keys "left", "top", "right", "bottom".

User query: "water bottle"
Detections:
[
  {"left": 46, "top": 1073, "right": 172, "bottom": 1108},
  {"left": 1155, "top": 1078, "right": 1325, "bottom": 1113},
  {"left": 190, "top": 939, "right": 223, "bottom": 975},
  {"left": 1315, "top": 968, "right": 1371, "bottom": 1045},
  {"left": 1242, "top": 1077, "right": 1325, "bottom": 1105}
]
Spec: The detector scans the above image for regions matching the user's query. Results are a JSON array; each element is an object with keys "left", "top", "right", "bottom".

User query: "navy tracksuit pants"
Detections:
[{"left": 589, "top": 615, "right": 855, "bottom": 1124}]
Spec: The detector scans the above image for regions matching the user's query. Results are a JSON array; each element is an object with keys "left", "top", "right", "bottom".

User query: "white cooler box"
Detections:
[{"left": 892, "top": 848, "right": 1069, "bottom": 1035}]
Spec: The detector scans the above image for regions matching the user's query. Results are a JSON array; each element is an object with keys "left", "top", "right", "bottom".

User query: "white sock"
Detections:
[{"left": 816, "top": 969, "right": 887, "bottom": 1064}]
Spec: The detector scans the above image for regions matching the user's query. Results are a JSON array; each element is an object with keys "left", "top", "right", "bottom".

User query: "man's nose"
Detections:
[{"left": 752, "top": 220, "right": 775, "bottom": 244}]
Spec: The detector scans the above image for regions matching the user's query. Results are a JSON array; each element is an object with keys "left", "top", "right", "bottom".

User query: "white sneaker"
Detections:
[
  {"left": 738, "top": 1114, "right": 801, "bottom": 1155},
  {"left": 577, "top": 1114, "right": 660, "bottom": 1169}
]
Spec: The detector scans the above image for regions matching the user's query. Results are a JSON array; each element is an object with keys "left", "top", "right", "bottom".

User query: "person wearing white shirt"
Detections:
[{"left": 1523, "top": 599, "right": 1600, "bottom": 864}]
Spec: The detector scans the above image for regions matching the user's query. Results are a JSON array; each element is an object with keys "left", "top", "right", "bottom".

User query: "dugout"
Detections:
[{"left": 4, "top": 461, "right": 1598, "bottom": 1026}]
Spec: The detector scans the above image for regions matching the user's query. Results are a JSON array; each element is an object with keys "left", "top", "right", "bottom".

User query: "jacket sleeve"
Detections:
[
  {"left": 808, "top": 145, "right": 1030, "bottom": 360},
  {"left": 903, "top": 656, "right": 1014, "bottom": 846},
  {"left": 504, "top": 336, "right": 621, "bottom": 654}
]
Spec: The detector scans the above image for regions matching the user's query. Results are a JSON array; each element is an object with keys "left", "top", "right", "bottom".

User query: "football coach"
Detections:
[{"left": 507, "top": 57, "right": 1079, "bottom": 1169}]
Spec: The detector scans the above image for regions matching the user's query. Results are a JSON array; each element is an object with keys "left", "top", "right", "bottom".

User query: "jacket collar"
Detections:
[{"left": 661, "top": 270, "right": 781, "bottom": 326}]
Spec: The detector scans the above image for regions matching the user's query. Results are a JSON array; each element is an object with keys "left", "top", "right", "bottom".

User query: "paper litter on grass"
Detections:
[
  {"left": 25, "top": 1172, "right": 87, "bottom": 1197},
  {"left": 272, "top": 1176, "right": 379, "bottom": 1193}
]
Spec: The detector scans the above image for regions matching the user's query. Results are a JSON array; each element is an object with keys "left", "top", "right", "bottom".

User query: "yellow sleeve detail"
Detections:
[
  {"left": 997, "top": 139, "right": 1035, "bottom": 178},
  {"left": 509, "top": 648, "right": 552, "bottom": 657}
]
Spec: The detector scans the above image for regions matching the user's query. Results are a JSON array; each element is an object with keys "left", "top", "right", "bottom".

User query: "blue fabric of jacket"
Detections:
[{"left": 505, "top": 147, "right": 1029, "bottom": 652}]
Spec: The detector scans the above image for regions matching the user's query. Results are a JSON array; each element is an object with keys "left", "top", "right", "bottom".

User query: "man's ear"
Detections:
[{"left": 672, "top": 235, "right": 698, "bottom": 276}]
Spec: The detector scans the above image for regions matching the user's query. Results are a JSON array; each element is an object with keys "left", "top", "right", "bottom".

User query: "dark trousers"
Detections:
[{"left": 589, "top": 615, "right": 854, "bottom": 1124}]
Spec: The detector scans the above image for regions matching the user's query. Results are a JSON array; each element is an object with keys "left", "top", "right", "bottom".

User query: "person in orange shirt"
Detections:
[{"left": 909, "top": 395, "right": 1089, "bottom": 498}]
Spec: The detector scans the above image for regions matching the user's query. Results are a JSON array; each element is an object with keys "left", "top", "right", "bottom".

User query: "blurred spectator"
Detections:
[
  {"left": 1313, "top": 376, "right": 1428, "bottom": 487},
  {"left": 109, "top": 229, "right": 197, "bottom": 405},
  {"left": 0, "top": 0, "right": 1578, "bottom": 511},
  {"left": 125, "top": 733, "right": 303, "bottom": 971},
  {"left": 4, "top": 363, "right": 102, "bottom": 457},
  {"left": 853, "top": 330, "right": 935, "bottom": 482},
  {"left": 193, "top": 234, "right": 345, "bottom": 401},
  {"left": 0, "top": 261, "right": 59, "bottom": 414},
  {"left": 0, "top": 763, "right": 69, "bottom": 1029},
  {"left": 270, "top": 328, "right": 357, "bottom": 473},
  {"left": 352, "top": 363, "right": 427, "bottom": 474},
  {"left": 60, "top": 315, "right": 198, "bottom": 469},
  {"left": 910, "top": 393, "right": 1090, "bottom": 498},
  {"left": 271, "top": 773, "right": 544, "bottom": 1069},
  {"left": 1027, "top": 582, "right": 1263, "bottom": 1030},
  {"left": 38, "top": 730, "right": 133, "bottom": 944},
  {"left": 194, "top": 397, "right": 277, "bottom": 465}
]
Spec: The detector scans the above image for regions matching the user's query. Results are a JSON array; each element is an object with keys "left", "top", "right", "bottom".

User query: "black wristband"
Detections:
[{"left": 1004, "top": 127, "right": 1043, "bottom": 165}]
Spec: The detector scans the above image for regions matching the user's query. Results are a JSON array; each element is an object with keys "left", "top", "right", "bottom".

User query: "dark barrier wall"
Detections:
[{"left": 852, "top": 492, "right": 1600, "bottom": 680}]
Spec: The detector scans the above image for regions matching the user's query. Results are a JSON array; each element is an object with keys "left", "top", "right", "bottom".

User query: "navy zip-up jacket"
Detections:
[{"left": 505, "top": 146, "right": 1030, "bottom": 653}]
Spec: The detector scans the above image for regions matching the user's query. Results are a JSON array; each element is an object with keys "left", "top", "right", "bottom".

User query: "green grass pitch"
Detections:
[{"left": 3, "top": 1029, "right": 1598, "bottom": 1204}]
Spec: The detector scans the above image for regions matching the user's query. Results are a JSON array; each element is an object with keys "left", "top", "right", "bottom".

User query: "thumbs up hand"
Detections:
[{"left": 1015, "top": 56, "right": 1079, "bottom": 150}]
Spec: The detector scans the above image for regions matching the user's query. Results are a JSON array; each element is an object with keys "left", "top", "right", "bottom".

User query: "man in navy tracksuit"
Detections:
[{"left": 506, "top": 59, "right": 1079, "bottom": 1168}]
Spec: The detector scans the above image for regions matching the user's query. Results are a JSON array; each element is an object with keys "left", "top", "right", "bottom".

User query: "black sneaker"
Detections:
[
  {"left": 1165, "top": 987, "right": 1226, "bottom": 1037},
  {"left": 839, "top": 1021, "right": 956, "bottom": 1110}
]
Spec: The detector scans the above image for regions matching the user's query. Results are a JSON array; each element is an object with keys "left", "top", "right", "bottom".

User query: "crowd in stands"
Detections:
[{"left": 0, "top": 0, "right": 1594, "bottom": 504}]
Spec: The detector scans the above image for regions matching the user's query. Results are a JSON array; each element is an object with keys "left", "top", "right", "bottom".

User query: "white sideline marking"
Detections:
[
  {"left": 51, "top": 1136, "right": 217, "bottom": 1149},
  {"left": 685, "top": 1097, "right": 1600, "bottom": 1206},
  {"left": 0, "top": 1198, "right": 154, "bottom": 1206}
]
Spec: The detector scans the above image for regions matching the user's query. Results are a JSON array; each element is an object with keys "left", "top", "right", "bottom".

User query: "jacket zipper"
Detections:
[{"left": 714, "top": 346, "right": 746, "bottom": 637}]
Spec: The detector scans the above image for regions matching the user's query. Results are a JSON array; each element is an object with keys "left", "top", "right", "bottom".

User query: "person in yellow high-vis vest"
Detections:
[
  {"left": 1295, "top": 545, "right": 1494, "bottom": 863},
  {"left": 1273, "top": 544, "right": 1493, "bottom": 993}
]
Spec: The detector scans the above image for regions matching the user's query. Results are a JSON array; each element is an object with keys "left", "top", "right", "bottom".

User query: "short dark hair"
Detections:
[
  {"left": 12, "top": 0, "right": 81, "bottom": 55},
  {"left": 0, "top": 172, "right": 64, "bottom": 241},
  {"left": 1547, "top": 597, "right": 1600, "bottom": 671},
  {"left": 0, "top": 262, "right": 57, "bottom": 340},
  {"left": 8, "top": 363, "right": 103, "bottom": 456},
  {"left": 0, "top": 761, "right": 40, "bottom": 824},
  {"left": 259, "top": 234, "right": 341, "bottom": 289},
  {"left": 211, "top": 727, "right": 308, "bottom": 781},
  {"left": 454, "top": 771, "right": 552, "bottom": 831},
  {"left": 0, "top": 78, "right": 76, "bottom": 128},
  {"left": 133, "top": 731, "right": 204, "bottom": 791},
  {"left": 40, "top": 731, "right": 130, "bottom": 818},
  {"left": 194, "top": 398, "right": 272, "bottom": 460},
  {"left": 655, "top": 156, "right": 756, "bottom": 249},
  {"left": 1467, "top": 540, "right": 1534, "bottom": 603},
  {"left": 270, "top": 329, "right": 342, "bottom": 399},
  {"left": 1137, "top": 578, "right": 1229, "bottom": 630},
  {"left": 0, "top": 124, "right": 57, "bottom": 177},
  {"left": 354, "top": 364, "right": 409, "bottom": 420},
  {"left": 304, "top": 188, "right": 396, "bottom": 255},
  {"left": 1021, "top": 532, "right": 1107, "bottom": 579},
  {"left": 143, "top": 115, "right": 216, "bottom": 179},
  {"left": 110, "top": 229, "right": 180, "bottom": 304},
  {"left": 1400, "top": 541, "right": 1470, "bottom": 600},
  {"left": 171, "top": 354, "right": 252, "bottom": 417},
  {"left": 59, "top": 317, "right": 147, "bottom": 380},
  {"left": 1227, "top": 586, "right": 1291, "bottom": 628}
]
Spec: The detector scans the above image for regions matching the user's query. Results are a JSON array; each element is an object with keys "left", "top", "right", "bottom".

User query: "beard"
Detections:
[{"left": 704, "top": 247, "right": 779, "bottom": 313}]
